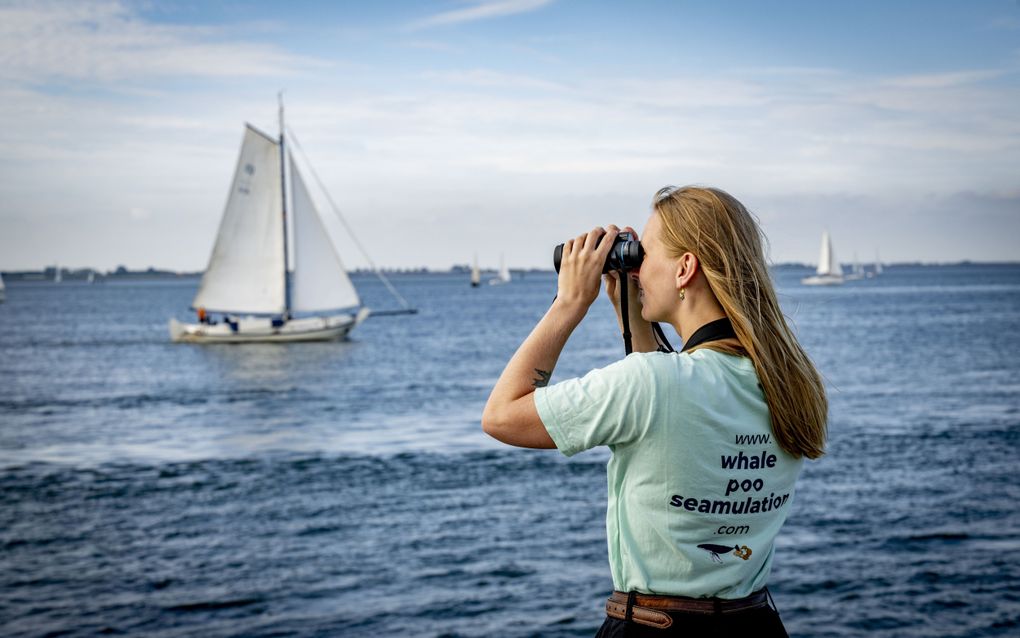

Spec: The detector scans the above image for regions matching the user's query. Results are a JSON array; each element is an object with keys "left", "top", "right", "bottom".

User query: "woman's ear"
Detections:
[{"left": 674, "top": 252, "right": 699, "bottom": 290}]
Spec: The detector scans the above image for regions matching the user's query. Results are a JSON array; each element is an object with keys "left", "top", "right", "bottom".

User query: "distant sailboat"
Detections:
[
  {"left": 801, "top": 231, "right": 844, "bottom": 286},
  {"left": 54, "top": 265, "right": 62, "bottom": 284},
  {"left": 0, "top": 272, "right": 5, "bottom": 303},
  {"left": 489, "top": 254, "right": 511, "bottom": 286},
  {"left": 470, "top": 254, "right": 481, "bottom": 287},
  {"left": 845, "top": 252, "right": 864, "bottom": 281},
  {"left": 169, "top": 98, "right": 394, "bottom": 343},
  {"left": 86, "top": 271, "right": 95, "bottom": 284},
  {"left": 874, "top": 252, "right": 883, "bottom": 277}
]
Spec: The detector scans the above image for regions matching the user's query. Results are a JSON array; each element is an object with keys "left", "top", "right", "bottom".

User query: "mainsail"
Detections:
[
  {"left": 192, "top": 125, "right": 286, "bottom": 314},
  {"left": 816, "top": 231, "right": 841, "bottom": 277},
  {"left": 289, "top": 155, "right": 360, "bottom": 312}
]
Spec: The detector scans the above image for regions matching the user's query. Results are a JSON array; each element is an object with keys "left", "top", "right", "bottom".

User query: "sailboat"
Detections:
[
  {"left": 470, "top": 254, "right": 481, "bottom": 287},
  {"left": 845, "top": 252, "right": 864, "bottom": 281},
  {"left": 489, "top": 254, "right": 511, "bottom": 286},
  {"left": 53, "top": 265, "right": 62, "bottom": 284},
  {"left": 801, "top": 231, "right": 844, "bottom": 286},
  {"left": 169, "top": 100, "right": 372, "bottom": 343},
  {"left": 0, "top": 272, "right": 5, "bottom": 303}
]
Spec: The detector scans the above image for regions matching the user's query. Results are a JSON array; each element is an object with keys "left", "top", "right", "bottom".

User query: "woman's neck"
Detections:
[{"left": 671, "top": 300, "right": 728, "bottom": 343}]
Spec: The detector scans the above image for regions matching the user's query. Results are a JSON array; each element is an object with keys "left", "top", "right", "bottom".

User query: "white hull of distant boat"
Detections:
[
  {"left": 802, "top": 231, "right": 844, "bottom": 286},
  {"left": 169, "top": 308, "right": 369, "bottom": 344},
  {"left": 801, "top": 274, "right": 844, "bottom": 286}
]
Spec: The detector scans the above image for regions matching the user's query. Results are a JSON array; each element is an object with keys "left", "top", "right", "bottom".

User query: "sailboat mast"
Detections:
[{"left": 278, "top": 92, "right": 292, "bottom": 317}]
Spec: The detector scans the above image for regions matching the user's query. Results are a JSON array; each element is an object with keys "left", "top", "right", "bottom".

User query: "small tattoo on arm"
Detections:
[{"left": 532, "top": 368, "right": 552, "bottom": 388}]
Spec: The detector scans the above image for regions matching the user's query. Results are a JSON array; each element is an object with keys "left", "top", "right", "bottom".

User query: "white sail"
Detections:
[
  {"left": 816, "top": 231, "right": 841, "bottom": 277},
  {"left": 0, "top": 272, "right": 5, "bottom": 302},
  {"left": 289, "top": 154, "right": 360, "bottom": 312},
  {"left": 471, "top": 254, "right": 480, "bottom": 285},
  {"left": 490, "top": 253, "right": 511, "bottom": 285},
  {"left": 192, "top": 125, "right": 286, "bottom": 314}
]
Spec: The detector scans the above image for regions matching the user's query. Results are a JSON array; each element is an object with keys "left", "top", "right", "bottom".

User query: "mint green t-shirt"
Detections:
[{"left": 534, "top": 349, "right": 802, "bottom": 598}]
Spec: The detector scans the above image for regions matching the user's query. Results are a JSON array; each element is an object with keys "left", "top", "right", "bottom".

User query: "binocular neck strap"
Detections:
[
  {"left": 619, "top": 272, "right": 678, "bottom": 355},
  {"left": 681, "top": 317, "right": 737, "bottom": 352},
  {"left": 619, "top": 273, "right": 633, "bottom": 355},
  {"left": 616, "top": 275, "right": 734, "bottom": 355}
]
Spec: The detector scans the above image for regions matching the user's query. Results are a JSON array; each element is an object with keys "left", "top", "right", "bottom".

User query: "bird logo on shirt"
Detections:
[{"left": 697, "top": 543, "right": 753, "bottom": 563}]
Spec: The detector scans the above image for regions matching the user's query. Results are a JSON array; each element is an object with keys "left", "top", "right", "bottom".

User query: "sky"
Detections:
[{"left": 0, "top": 0, "right": 1018, "bottom": 271}]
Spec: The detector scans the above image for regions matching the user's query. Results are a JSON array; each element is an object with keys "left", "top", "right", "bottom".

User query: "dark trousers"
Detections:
[{"left": 595, "top": 604, "right": 789, "bottom": 637}]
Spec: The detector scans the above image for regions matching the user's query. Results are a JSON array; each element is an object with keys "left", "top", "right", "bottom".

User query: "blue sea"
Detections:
[{"left": 1, "top": 265, "right": 1019, "bottom": 637}]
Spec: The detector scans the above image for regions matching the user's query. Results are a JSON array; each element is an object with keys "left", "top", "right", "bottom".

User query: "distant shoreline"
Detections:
[{"left": 2, "top": 261, "right": 1018, "bottom": 282}]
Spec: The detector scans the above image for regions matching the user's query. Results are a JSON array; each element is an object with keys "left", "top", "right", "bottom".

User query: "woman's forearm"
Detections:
[
  {"left": 483, "top": 225, "right": 619, "bottom": 447},
  {"left": 485, "top": 299, "right": 584, "bottom": 413}
]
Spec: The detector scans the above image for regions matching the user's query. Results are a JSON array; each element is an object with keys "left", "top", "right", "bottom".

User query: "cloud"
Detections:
[
  {"left": 881, "top": 70, "right": 1004, "bottom": 89},
  {"left": 1, "top": 1, "right": 1018, "bottom": 269},
  {"left": 419, "top": 69, "right": 567, "bottom": 92},
  {"left": 401, "top": 39, "right": 463, "bottom": 53},
  {"left": 0, "top": 0, "right": 325, "bottom": 85},
  {"left": 986, "top": 15, "right": 1020, "bottom": 30},
  {"left": 407, "top": 0, "right": 555, "bottom": 30}
]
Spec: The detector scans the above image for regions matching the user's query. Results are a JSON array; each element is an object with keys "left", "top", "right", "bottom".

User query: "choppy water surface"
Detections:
[{"left": 2, "top": 265, "right": 1019, "bottom": 636}]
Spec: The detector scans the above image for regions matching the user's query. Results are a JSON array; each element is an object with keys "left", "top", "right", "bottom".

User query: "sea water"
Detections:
[{"left": 1, "top": 265, "right": 1018, "bottom": 637}]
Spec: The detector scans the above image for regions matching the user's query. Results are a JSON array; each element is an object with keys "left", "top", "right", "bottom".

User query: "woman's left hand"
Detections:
[{"left": 555, "top": 226, "right": 618, "bottom": 317}]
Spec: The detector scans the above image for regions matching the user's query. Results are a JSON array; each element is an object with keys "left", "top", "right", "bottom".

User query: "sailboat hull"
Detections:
[
  {"left": 169, "top": 309, "right": 369, "bottom": 344},
  {"left": 801, "top": 274, "right": 844, "bottom": 286}
]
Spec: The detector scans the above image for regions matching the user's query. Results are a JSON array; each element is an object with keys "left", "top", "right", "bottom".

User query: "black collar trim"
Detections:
[{"left": 681, "top": 317, "right": 737, "bottom": 352}]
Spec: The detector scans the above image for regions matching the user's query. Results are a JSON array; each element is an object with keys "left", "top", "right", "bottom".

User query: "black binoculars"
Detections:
[{"left": 553, "top": 231, "right": 644, "bottom": 274}]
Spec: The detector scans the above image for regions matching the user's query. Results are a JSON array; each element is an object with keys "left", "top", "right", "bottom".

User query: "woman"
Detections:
[{"left": 482, "top": 186, "right": 827, "bottom": 636}]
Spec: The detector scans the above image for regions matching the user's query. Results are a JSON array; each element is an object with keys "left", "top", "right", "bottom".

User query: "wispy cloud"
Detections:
[
  {"left": 0, "top": 0, "right": 324, "bottom": 85},
  {"left": 420, "top": 69, "right": 567, "bottom": 92},
  {"left": 1, "top": 0, "right": 1019, "bottom": 269},
  {"left": 401, "top": 39, "right": 463, "bottom": 53},
  {"left": 986, "top": 15, "right": 1020, "bottom": 30},
  {"left": 407, "top": 0, "right": 555, "bottom": 31},
  {"left": 881, "top": 70, "right": 1004, "bottom": 89}
]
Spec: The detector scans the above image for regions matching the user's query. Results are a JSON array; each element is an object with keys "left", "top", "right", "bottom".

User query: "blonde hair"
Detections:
[{"left": 653, "top": 186, "right": 827, "bottom": 459}]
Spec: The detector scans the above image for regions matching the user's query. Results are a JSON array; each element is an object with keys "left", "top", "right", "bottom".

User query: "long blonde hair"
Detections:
[{"left": 653, "top": 186, "right": 827, "bottom": 459}]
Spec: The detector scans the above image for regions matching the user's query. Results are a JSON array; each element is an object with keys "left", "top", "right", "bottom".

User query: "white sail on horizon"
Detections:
[
  {"left": 192, "top": 125, "right": 287, "bottom": 315},
  {"left": 499, "top": 254, "right": 510, "bottom": 282},
  {"left": 816, "top": 231, "right": 841, "bottom": 277},
  {"left": 490, "top": 253, "right": 511, "bottom": 285}
]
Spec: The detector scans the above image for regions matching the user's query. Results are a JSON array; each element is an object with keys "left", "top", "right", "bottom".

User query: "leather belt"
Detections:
[{"left": 605, "top": 589, "right": 770, "bottom": 629}]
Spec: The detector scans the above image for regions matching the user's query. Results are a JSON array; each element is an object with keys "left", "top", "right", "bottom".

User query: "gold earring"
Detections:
[{"left": 679, "top": 287, "right": 686, "bottom": 301}]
